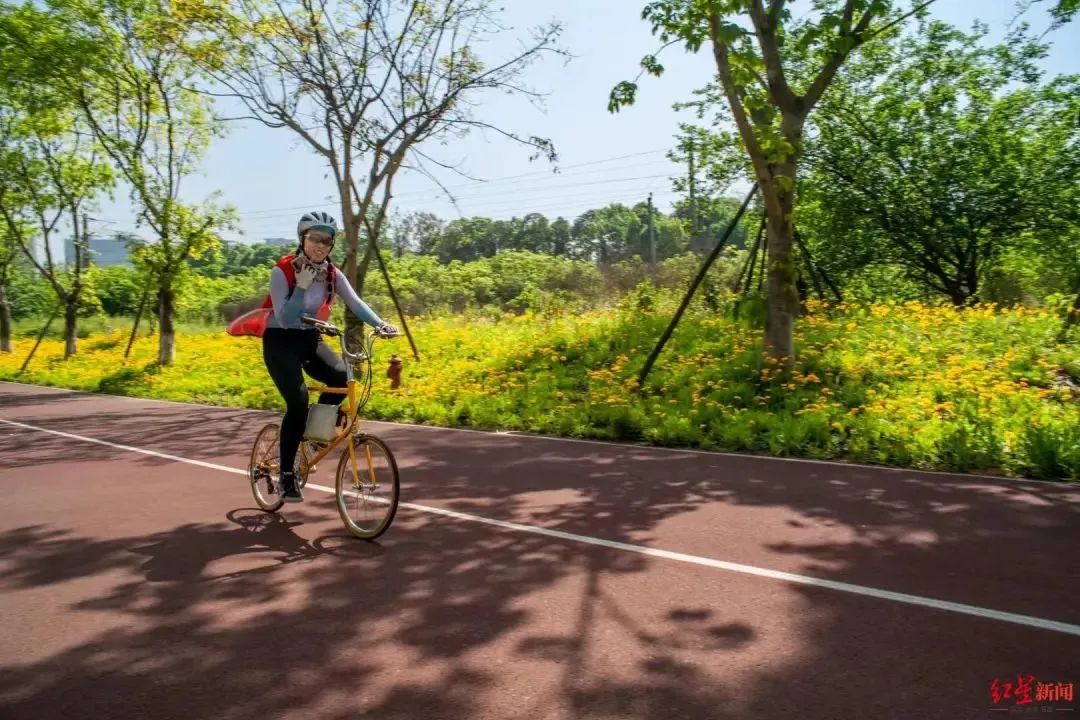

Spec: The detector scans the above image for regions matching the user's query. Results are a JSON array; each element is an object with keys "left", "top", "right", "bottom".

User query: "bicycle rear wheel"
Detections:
[
  {"left": 250, "top": 423, "right": 310, "bottom": 510},
  {"left": 249, "top": 423, "right": 284, "bottom": 512},
  {"left": 335, "top": 434, "right": 400, "bottom": 540}
]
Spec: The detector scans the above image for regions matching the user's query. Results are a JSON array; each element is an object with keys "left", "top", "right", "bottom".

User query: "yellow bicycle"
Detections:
[{"left": 248, "top": 318, "right": 401, "bottom": 540}]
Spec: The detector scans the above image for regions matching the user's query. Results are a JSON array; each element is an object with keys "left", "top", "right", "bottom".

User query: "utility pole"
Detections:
[
  {"left": 687, "top": 139, "right": 699, "bottom": 244},
  {"left": 638, "top": 183, "right": 759, "bottom": 390},
  {"left": 79, "top": 212, "right": 89, "bottom": 272},
  {"left": 647, "top": 192, "right": 657, "bottom": 264}
]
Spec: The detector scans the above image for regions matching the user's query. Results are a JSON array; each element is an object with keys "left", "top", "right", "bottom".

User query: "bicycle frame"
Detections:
[{"left": 302, "top": 327, "right": 380, "bottom": 474}]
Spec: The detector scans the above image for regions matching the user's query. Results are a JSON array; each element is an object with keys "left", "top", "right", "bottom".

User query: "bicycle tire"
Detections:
[{"left": 334, "top": 433, "right": 400, "bottom": 540}]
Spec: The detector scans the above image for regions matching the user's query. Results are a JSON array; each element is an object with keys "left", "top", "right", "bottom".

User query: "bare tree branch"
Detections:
[
  {"left": 802, "top": 0, "right": 883, "bottom": 112},
  {"left": 747, "top": 0, "right": 798, "bottom": 110}
]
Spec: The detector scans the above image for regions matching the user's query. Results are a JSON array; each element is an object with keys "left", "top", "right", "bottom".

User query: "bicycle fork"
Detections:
[{"left": 347, "top": 438, "right": 379, "bottom": 492}]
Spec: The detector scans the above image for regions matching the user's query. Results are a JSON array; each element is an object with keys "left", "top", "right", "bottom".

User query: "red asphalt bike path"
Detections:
[{"left": 1, "top": 381, "right": 1077, "bottom": 719}]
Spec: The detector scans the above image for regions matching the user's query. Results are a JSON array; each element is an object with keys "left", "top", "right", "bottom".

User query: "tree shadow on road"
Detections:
[{"left": 0, "top": 405, "right": 1077, "bottom": 719}]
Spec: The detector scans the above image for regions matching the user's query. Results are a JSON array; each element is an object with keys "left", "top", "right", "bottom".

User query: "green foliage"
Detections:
[
  {"left": 799, "top": 21, "right": 1080, "bottom": 306},
  {"left": 1, "top": 0, "right": 237, "bottom": 363},
  {"left": 188, "top": 241, "right": 287, "bottom": 278},
  {"left": 6, "top": 296, "right": 1077, "bottom": 481},
  {"left": 13, "top": 247, "right": 751, "bottom": 325},
  {"left": 1022, "top": 423, "right": 1080, "bottom": 480},
  {"left": 88, "top": 265, "right": 144, "bottom": 316},
  {"left": 7, "top": 261, "right": 55, "bottom": 319},
  {"left": 363, "top": 251, "right": 607, "bottom": 315},
  {"left": 416, "top": 203, "right": 693, "bottom": 265}
]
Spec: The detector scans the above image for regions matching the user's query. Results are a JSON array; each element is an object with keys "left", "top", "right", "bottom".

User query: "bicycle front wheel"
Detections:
[{"left": 335, "top": 434, "right": 400, "bottom": 540}]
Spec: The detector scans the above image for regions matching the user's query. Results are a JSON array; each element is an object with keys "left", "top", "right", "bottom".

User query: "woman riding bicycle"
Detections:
[{"left": 262, "top": 211, "right": 397, "bottom": 503}]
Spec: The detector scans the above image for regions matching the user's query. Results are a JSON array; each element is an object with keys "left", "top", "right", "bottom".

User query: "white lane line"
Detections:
[{"left": 2, "top": 415, "right": 1078, "bottom": 638}]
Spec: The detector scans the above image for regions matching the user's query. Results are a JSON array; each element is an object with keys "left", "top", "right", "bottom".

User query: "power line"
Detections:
[
  {"left": 238, "top": 192, "right": 681, "bottom": 235},
  {"left": 434, "top": 148, "right": 669, "bottom": 185},
  {"left": 221, "top": 148, "right": 674, "bottom": 218},
  {"left": 234, "top": 163, "right": 677, "bottom": 220},
  {"left": 239, "top": 182, "right": 678, "bottom": 227},
  {"left": 393, "top": 156, "right": 675, "bottom": 197},
  {"left": 92, "top": 150, "right": 681, "bottom": 225},
  {"left": 427, "top": 186, "right": 679, "bottom": 214},
  {"left": 90, "top": 153, "right": 682, "bottom": 229},
  {"left": 403, "top": 170, "right": 677, "bottom": 203},
  {"left": 236, "top": 172, "right": 678, "bottom": 224},
  {"left": 239, "top": 190, "right": 683, "bottom": 236},
  {"left": 477, "top": 197, "right": 681, "bottom": 221}
]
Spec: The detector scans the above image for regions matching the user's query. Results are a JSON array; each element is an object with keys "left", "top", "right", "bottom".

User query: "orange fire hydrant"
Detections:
[{"left": 387, "top": 354, "right": 403, "bottom": 389}]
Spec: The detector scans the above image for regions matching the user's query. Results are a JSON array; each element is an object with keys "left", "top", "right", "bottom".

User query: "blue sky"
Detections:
[{"left": 84, "top": 0, "right": 1078, "bottom": 247}]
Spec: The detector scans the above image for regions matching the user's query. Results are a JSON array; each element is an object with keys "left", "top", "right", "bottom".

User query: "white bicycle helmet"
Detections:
[{"left": 297, "top": 211, "right": 338, "bottom": 240}]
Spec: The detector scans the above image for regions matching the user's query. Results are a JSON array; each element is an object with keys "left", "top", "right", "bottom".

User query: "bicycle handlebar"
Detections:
[{"left": 300, "top": 315, "right": 400, "bottom": 340}]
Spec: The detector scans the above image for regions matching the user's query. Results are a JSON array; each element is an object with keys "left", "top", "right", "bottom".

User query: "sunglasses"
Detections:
[{"left": 305, "top": 232, "right": 334, "bottom": 247}]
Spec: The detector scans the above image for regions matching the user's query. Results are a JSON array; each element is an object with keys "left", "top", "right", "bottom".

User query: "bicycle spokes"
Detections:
[
  {"left": 335, "top": 435, "right": 399, "bottom": 540},
  {"left": 250, "top": 423, "right": 284, "bottom": 512}
]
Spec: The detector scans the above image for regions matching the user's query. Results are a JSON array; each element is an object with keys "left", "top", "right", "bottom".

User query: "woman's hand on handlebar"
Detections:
[
  {"left": 376, "top": 322, "right": 400, "bottom": 337},
  {"left": 301, "top": 316, "right": 340, "bottom": 336}
]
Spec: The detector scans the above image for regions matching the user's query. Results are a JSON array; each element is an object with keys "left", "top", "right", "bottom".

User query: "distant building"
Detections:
[
  {"left": 263, "top": 237, "right": 294, "bottom": 247},
  {"left": 64, "top": 235, "right": 131, "bottom": 267},
  {"left": 29, "top": 235, "right": 47, "bottom": 264},
  {"left": 30, "top": 235, "right": 67, "bottom": 266}
]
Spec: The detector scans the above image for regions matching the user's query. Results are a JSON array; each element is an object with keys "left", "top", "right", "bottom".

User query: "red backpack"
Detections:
[{"left": 226, "top": 254, "right": 336, "bottom": 337}]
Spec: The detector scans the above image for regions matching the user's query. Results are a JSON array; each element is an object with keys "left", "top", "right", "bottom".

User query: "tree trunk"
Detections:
[
  {"left": 0, "top": 284, "right": 12, "bottom": 353},
  {"left": 63, "top": 300, "right": 78, "bottom": 359},
  {"left": 148, "top": 294, "right": 158, "bottom": 334},
  {"left": 125, "top": 271, "right": 154, "bottom": 360},
  {"left": 158, "top": 286, "right": 175, "bottom": 365},
  {"left": 344, "top": 211, "right": 360, "bottom": 291},
  {"left": 964, "top": 261, "right": 980, "bottom": 306},
  {"left": 948, "top": 286, "right": 969, "bottom": 307},
  {"left": 762, "top": 182, "right": 799, "bottom": 365},
  {"left": 356, "top": 239, "right": 373, "bottom": 295},
  {"left": 1059, "top": 287, "right": 1080, "bottom": 342},
  {"left": 344, "top": 210, "right": 375, "bottom": 348},
  {"left": 342, "top": 210, "right": 365, "bottom": 345}
]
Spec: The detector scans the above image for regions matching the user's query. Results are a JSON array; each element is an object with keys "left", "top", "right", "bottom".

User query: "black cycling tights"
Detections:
[{"left": 262, "top": 328, "right": 347, "bottom": 474}]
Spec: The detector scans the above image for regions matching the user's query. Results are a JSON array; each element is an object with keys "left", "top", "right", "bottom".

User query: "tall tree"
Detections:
[
  {"left": 800, "top": 22, "right": 1079, "bottom": 306},
  {"left": 0, "top": 225, "right": 20, "bottom": 352},
  {"left": 611, "top": 0, "right": 933, "bottom": 366},
  {"left": 405, "top": 212, "right": 448, "bottom": 257},
  {"left": 3, "top": 0, "right": 236, "bottom": 365},
  {"left": 668, "top": 125, "right": 746, "bottom": 249},
  {"left": 177, "top": 0, "right": 564, "bottom": 340},
  {"left": 511, "top": 213, "right": 553, "bottom": 254},
  {"left": 549, "top": 216, "right": 572, "bottom": 257},
  {"left": 0, "top": 61, "right": 112, "bottom": 358},
  {"left": 571, "top": 204, "right": 640, "bottom": 264},
  {"left": 1016, "top": 0, "right": 1078, "bottom": 31},
  {"left": 388, "top": 210, "right": 445, "bottom": 258},
  {"left": 428, "top": 216, "right": 505, "bottom": 262}
]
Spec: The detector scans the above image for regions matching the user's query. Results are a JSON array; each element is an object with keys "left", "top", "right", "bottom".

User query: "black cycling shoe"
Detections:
[{"left": 279, "top": 471, "right": 304, "bottom": 503}]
